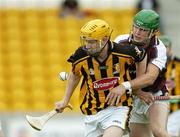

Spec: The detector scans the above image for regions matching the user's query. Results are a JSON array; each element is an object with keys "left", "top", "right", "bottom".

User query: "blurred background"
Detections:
[{"left": 0, "top": 0, "right": 179, "bottom": 137}]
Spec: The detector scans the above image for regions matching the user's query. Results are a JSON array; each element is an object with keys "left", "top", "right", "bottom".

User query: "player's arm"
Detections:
[
  {"left": 55, "top": 47, "right": 85, "bottom": 111},
  {"left": 119, "top": 63, "right": 159, "bottom": 95},
  {"left": 121, "top": 57, "right": 160, "bottom": 100},
  {"left": 55, "top": 71, "right": 81, "bottom": 112},
  {"left": 130, "top": 62, "right": 157, "bottom": 104},
  {"left": 133, "top": 54, "right": 147, "bottom": 93},
  {"left": 63, "top": 71, "right": 81, "bottom": 103},
  {"left": 106, "top": 46, "right": 154, "bottom": 105},
  {"left": 121, "top": 45, "right": 167, "bottom": 91},
  {"left": 135, "top": 54, "right": 147, "bottom": 77},
  {"left": 130, "top": 63, "right": 159, "bottom": 90}
]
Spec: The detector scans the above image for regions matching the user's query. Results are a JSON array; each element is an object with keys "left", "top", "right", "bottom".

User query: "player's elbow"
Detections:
[{"left": 146, "top": 74, "right": 157, "bottom": 86}]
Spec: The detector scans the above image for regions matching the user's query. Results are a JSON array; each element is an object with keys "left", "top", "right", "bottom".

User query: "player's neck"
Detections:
[{"left": 97, "top": 45, "right": 108, "bottom": 62}]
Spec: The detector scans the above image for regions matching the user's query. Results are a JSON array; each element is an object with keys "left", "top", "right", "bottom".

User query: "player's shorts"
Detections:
[
  {"left": 130, "top": 90, "right": 169, "bottom": 124},
  {"left": 84, "top": 106, "right": 131, "bottom": 137}
]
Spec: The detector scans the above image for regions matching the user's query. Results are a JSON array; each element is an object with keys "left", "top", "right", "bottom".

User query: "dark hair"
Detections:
[{"left": 63, "top": 0, "right": 78, "bottom": 9}]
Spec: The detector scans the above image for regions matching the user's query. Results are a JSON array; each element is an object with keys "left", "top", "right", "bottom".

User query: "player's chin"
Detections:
[{"left": 134, "top": 37, "right": 143, "bottom": 43}]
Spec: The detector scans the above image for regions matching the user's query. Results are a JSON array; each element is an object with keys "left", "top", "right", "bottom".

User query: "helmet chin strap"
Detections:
[{"left": 148, "top": 29, "right": 154, "bottom": 39}]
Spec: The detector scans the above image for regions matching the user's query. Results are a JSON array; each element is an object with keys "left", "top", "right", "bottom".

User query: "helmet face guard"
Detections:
[
  {"left": 81, "top": 36, "right": 109, "bottom": 57},
  {"left": 131, "top": 23, "right": 152, "bottom": 46}
]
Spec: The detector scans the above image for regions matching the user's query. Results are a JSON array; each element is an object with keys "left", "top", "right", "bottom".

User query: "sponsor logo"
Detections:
[{"left": 93, "top": 77, "right": 119, "bottom": 90}]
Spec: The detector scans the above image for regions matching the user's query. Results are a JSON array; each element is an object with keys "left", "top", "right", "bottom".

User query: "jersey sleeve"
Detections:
[
  {"left": 113, "top": 42, "right": 146, "bottom": 62},
  {"left": 114, "top": 34, "right": 130, "bottom": 44},
  {"left": 114, "top": 34, "right": 146, "bottom": 62},
  {"left": 151, "top": 43, "right": 167, "bottom": 71},
  {"left": 121, "top": 44, "right": 146, "bottom": 62},
  {"left": 67, "top": 47, "right": 88, "bottom": 76}
]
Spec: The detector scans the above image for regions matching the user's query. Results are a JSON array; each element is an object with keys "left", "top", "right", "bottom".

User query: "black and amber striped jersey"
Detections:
[{"left": 68, "top": 41, "right": 146, "bottom": 115}]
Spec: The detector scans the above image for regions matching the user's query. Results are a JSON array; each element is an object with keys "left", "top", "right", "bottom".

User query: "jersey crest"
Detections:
[{"left": 134, "top": 46, "right": 142, "bottom": 57}]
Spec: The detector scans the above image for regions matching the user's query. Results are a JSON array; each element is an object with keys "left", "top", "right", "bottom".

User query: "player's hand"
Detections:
[
  {"left": 135, "top": 91, "right": 154, "bottom": 105},
  {"left": 105, "top": 85, "right": 126, "bottom": 106},
  {"left": 55, "top": 100, "right": 69, "bottom": 113},
  {"left": 166, "top": 79, "right": 175, "bottom": 90}
]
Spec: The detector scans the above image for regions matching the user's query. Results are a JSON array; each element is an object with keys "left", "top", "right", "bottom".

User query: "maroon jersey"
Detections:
[{"left": 114, "top": 34, "right": 168, "bottom": 95}]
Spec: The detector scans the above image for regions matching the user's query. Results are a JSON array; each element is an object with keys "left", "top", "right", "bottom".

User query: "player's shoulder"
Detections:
[
  {"left": 67, "top": 47, "right": 89, "bottom": 64},
  {"left": 113, "top": 34, "right": 133, "bottom": 54},
  {"left": 157, "top": 39, "right": 167, "bottom": 51},
  {"left": 114, "top": 34, "right": 130, "bottom": 43},
  {"left": 112, "top": 42, "right": 144, "bottom": 58},
  {"left": 150, "top": 39, "right": 167, "bottom": 57},
  {"left": 112, "top": 40, "right": 146, "bottom": 62}
]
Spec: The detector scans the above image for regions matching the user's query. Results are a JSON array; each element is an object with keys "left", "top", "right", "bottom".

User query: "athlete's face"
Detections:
[
  {"left": 132, "top": 24, "right": 150, "bottom": 43},
  {"left": 84, "top": 39, "right": 100, "bottom": 54},
  {"left": 81, "top": 37, "right": 108, "bottom": 56}
]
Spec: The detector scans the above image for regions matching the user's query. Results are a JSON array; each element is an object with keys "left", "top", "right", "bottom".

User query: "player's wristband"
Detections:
[{"left": 121, "top": 81, "right": 132, "bottom": 94}]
